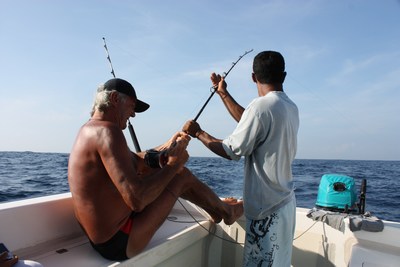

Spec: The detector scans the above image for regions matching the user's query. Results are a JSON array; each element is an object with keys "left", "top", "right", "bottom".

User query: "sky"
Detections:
[{"left": 1, "top": 0, "right": 399, "bottom": 160}]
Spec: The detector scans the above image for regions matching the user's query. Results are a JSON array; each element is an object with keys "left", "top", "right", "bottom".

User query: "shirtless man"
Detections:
[{"left": 68, "top": 78, "right": 243, "bottom": 261}]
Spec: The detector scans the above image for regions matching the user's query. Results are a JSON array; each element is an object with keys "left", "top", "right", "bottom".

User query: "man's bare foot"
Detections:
[
  {"left": 223, "top": 198, "right": 244, "bottom": 225},
  {"left": 206, "top": 198, "right": 243, "bottom": 225}
]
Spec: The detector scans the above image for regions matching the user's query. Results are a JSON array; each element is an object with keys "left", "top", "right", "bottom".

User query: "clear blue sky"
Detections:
[{"left": 1, "top": 0, "right": 399, "bottom": 160}]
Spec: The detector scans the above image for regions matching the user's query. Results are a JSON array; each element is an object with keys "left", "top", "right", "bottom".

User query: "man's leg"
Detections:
[
  {"left": 125, "top": 174, "right": 185, "bottom": 258},
  {"left": 177, "top": 168, "right": 243, "bottom": 225},
  {"left": 126, "top": 167, "right": 243, "bottom": 258},
  {"left": 243, "top": 196, "right": 296, "bottom": 267}
]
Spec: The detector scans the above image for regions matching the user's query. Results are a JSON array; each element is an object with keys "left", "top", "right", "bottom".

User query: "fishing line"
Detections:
[
  {"left": 102, "top": 40, "right": 249, "bottom": 245},
  {"left": 166, "top": 192, "right": 245, "bottom": 245},
  {"left": 286, "top": 73, "right": 372, "bottom": 140},
  {"left": 102, "top": 37, "right": 142, "bottom": 152},
  {"left": 102, "top": 43, "right": 346, "bottom": 244},
  {"left": 103, "top": 40, "right": 253, "bottom": 127},
  {"left": 292, "top": 221, "right": 318, "bottom": 240},
  {"left": 169, "top": 187, "right": 314, "bottom": 243},
  {"left": 193, "top": 49, "right": 253, "bottom": 122}
]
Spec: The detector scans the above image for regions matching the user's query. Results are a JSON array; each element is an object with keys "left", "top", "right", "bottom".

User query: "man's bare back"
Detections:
[{"left": 68, "top": 119, "right": 135, "bottom": 243}]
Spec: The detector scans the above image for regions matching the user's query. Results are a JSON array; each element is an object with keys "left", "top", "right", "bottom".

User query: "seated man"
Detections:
[{"left": 68, "top": 78, "right": 243, "bottom": 261}]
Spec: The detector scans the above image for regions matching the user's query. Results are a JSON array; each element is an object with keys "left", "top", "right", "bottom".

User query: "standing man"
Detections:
[
  {"left": 183, "top": 51, "right": 299, "bottom": 266},
  {"left": 68, "top": 78, "right": 243, "bottom": 261}
]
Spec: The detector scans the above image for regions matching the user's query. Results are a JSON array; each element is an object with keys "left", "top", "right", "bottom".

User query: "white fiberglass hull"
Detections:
[{"left": 1, "top": 193, "right": 399, "bottom": 267}]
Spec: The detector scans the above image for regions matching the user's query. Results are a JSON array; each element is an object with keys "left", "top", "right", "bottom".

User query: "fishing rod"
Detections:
[
  {"left": 193, "top": 49, "right": 253, "bottom": 122},
  {"left": 103, "top": 37, "right": 142, "bottom": 152}
]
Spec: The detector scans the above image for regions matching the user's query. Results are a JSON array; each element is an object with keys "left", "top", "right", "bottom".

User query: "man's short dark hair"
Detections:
[{"left": 253, "top": 51, "right": 286, "bottom": 84}]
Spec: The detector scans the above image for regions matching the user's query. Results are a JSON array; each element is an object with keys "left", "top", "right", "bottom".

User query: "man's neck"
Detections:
[
  {"left": 257, "top": 83, "right": 283, "bottom": 96},
  {"left": 91, "top": 110, "right": 117, "bottom": 123}
]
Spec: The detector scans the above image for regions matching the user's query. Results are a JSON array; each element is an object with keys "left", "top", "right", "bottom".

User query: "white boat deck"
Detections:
[
  {"left": 2, "top": 193, "right": 400, "bottom": 267},
  {"left": 21, "top": 210, "right": 211, "bottom": 267},
  {"left": 1, "top": 193, "right": 238, "bottom": 267}
]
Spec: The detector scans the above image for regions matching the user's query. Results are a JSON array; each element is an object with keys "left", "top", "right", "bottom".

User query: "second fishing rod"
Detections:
[
  {"left": 103, "top": 37, "right": 142, "bottom": 153},
  {"left": 103, "top": 37, "right": 252, "bottom": 154}
]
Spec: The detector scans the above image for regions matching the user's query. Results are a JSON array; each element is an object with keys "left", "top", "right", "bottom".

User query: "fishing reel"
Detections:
[{"left": 144, "top": 149, "right": 168, "bottom": 169}]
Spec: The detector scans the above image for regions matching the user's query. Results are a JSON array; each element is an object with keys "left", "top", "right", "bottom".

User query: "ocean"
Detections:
[{"left": 1, "top": 151, "right": 399, "bottom": 222}]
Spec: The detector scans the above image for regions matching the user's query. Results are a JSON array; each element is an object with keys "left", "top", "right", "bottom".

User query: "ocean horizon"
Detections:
[{"left": 1, "top": 151, "right": 399, "bottom": 222}]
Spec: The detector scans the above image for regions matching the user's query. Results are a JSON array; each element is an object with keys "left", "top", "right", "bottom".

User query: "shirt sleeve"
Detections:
[{"left": 222, "top": 104, "right": 265, "bottom": 160}]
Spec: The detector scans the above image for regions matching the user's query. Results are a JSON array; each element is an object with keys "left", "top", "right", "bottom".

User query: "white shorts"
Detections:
[{"left": 243, "top": 196, "right": 296, "bottom": 267}]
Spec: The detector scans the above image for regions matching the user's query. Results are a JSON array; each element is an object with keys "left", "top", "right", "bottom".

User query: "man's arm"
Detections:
[
  {"left": 182, "top": 120, "right": 231, "bottom": 160},
  {"left": 148, "top": 131, "right": 180, "bottom": 152},
  {"left": 211, "top": 73, "right": 244, "bottom": 122},
  {"left": 196, "top": 130, "right": 231, "bottom": 160},
  {"left": 99, "top": 125, "right": 189, "bottom": 212}
]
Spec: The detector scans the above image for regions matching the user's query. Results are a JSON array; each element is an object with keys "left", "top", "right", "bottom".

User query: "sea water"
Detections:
[{"left": 0, "top": 151, "right": 399, "bottom": 222}]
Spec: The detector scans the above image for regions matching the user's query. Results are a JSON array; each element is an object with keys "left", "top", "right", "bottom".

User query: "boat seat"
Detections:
[
  {"left": 2, "top": 194, "right": 248, "bottom": 267},
  {"left": 19, "top": 207, "right": 210, "bottom": 267},
  {"left": 28, "top": 235, "right": 114, "bottom": 267}
]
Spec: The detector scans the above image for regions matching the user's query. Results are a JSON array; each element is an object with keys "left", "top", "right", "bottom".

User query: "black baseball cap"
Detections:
[{"left": 103, "top": 78, "right": 150, "bottom": 113}]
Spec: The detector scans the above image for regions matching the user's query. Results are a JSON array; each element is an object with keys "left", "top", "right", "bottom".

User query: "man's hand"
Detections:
[
  {"left": 157, "top": 131, "right": 189, "bottom": 151},
  {"left": 182, "top": 120, "right": 202, "bottom": 138},
  {"left": 165, "top": 132, "right": 190, "bottom": 171},
  {"left": 210, "top": 73, "right": 228, "bottom": 97},
  {"left": 170, "top": 131, "right": 190, "bottom": 147}
]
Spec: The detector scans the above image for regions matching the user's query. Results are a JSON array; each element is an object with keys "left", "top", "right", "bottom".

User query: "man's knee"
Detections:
[
  {"left": 175, "top": 167, "right": 196, "bottom": 180},
  {"left": 168, "top": 168, "right": 196, "bottom": 192}
]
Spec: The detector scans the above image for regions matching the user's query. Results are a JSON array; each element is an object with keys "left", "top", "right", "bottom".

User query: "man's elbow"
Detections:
[{"left": 209, "top": 142, "right": 232, "bottom": 160}]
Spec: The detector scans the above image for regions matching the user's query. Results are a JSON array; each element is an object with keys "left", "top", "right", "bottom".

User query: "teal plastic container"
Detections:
[{"left": 316, "top": 174, "right": 357, "bottom": 210}]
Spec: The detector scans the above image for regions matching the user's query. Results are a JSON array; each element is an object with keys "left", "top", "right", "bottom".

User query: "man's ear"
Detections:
[
  {"left": 252, "top": 73, "right": 257, "bottom": 83},
  {"left": 110, "top": 91, "right": 119, "bottom": 104},
  {"left": 281, "top": 72, "right": 287, "bottom": 83}
]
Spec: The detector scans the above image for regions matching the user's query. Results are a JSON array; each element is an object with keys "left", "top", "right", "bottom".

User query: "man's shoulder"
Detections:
[
  {"left": 85, "top": 119, "right": 118, "bottom": 128},
  {"left": 74, "top": 121, "right": 125, "bottom": 153},
  {"left": 84, "top": 120, "right": 122, "bottom": 135},
  {"left": 246, "top": 96, "right": 274, "bottom": 112}
]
